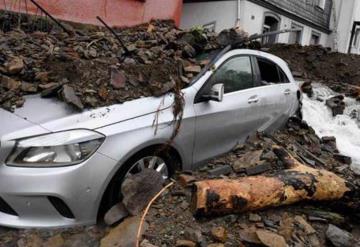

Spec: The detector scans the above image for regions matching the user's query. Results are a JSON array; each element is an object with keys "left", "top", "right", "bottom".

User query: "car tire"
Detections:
[{"left": 98, "top": 146, "right": 179, "bottom": 217}]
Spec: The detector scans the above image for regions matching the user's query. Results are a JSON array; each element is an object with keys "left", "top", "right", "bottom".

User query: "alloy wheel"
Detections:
[{"left": 125, "top": 156, "right": 169, "bottom": 180}]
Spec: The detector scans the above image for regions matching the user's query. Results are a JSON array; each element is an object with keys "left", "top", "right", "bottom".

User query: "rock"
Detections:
[
  {"left": 35, "top": 71, "right": 49, "bottom": 82},
  {"left": 326, "top": 95, "right": 345, "bottom": 116},
  {"left": 178, "top": 174, "right": 197, "bottom": 187},
  {"left": 321, "top": 136, "right": 336, "bottom": 143},
  {"left": 309, "top": 234, "right": 321, "bottom": 247},
  {"left": 217, "top": 27, "right": 248, "bottom": 46},
  {"left": 249, "top": 213, "right": 262, "bottom": 222},
  {"left": 210, "top": 226, "right": 227, "bottom": 243},
  {"left": 326, "top": 224, "right": 357, "bottom": 247},
  {"left": 182, "top": 44, "right": 196, "bottom": 58},
  {"left": 41, "top": 83, "right": 63, "bottom": 98},
  {"left": 232, "top": 150, "right": 263, "bottom": 173},
  {"left": 121, "top": 169, "right": 164, "bottom": 215},
  {"left": 180, "top": 75, "right": 190, "bottom": 84},
  {"left": 256, "top": 229, "right": 287, "bottom": 247},
  {"left": 61, "top": 85, "right": 84, "bottom": 110},
  {"left": 294, "top": 215, "right": 316, "bottom": 235},
  {"left": 43, "top": 234, "right": 65, "bottom": 247},
  {"left": 208, "top": 165, "right": 233, "bottom": 176},
  {"left": 1, "top": 75, "right": 21, "bottom": 90},
  {"left": 5, "top": 57, "right": 24, "bottom": 74},
  {"left": 278, "top": 213, "right": 294, "bottom": 242},
  {"left": 17, "top": 234, "right": 43, "bottom": 247},
  {"left": 184, "top": 227, "right": 204, "bottom": 245},
  {"left": 261, "top": 150, "right": 277, "bottom": 162},
  {"left": 63, "top": 233, "right": 94, "bottom": 247},
  {"left": 100, "top": 216, "right": 148, "bottom": 247},
  {"left": 175, "top": 239, "right": 197, "bottom": 247},
  {"left": 104, "top": 202, "right": 129, "bottom": 226},
  {"left": 333, "top": 154, "right": 352, "bottom": 165},
  {"left": 110, "top": 69, "right": 127, "bottom": 89},
  {"left": 184, "top": 65, "right": 201, "bottom": 73},
  {"left": 239, "top": 227, "right": 261, "bottom": 245},
  {"left": 207, "top": 244, "right": 225, "bottom": 247},
  {"left": 301, "top": 81, "right": 313, "bottom": 97},
  {"left": 245, "top": 162, "right": 271, "bottom": 175},
  {"left": 303, "top": 209, "right": 345, "bottom": 225},
  {"left": 21, "top": 82, "right": 37, "bottom": 93},
  {"left": 141, "top": 239, "right": 158, "bottom": 247}
]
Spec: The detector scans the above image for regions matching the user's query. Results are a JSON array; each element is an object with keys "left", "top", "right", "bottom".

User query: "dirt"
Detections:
[
  {"left": 0, "top": 11, "right": 219, "bottom": 112},
  {"left": 269, "top": 44, "right": 360, "bottom": 97}
]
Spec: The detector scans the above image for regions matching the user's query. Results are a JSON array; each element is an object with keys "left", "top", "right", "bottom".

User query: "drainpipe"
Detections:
[{"left": 235, "top": 0, "right": 241, "bottom": 27}]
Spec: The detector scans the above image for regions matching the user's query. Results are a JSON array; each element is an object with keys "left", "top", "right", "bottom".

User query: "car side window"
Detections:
[
  {"left": 279, "top": 68, "right": 290, "bottom": 83},
  {"left": 208, "top": 56, "right": 254, "bottom": 94},
  {"left": 257, "top": 58, "right": 287, "bottom": 84}
]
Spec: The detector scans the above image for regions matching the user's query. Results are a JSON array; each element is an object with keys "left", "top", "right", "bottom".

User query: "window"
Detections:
[
  {"left": 353, "top": 29, "right": 360, "bottom": 48},
  {"left": 310, "top": 31, "right": 321, "bottom": 45},
  {"left": 262, "top": 14, "right": 281, "bottom": 45},
  {"left": 289, "top": 23, "right": 303, "bottom": 44},
  {"left": 257, "top": 58, "right": 289, "bottom": 84},
  {"left": 208, "top": 56, "right": 254, "bottom": 93}
]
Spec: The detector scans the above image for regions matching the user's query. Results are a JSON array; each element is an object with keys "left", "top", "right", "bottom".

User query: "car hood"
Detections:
[{"left": 11, "top": 94, "right": 174, "bottom": 132}]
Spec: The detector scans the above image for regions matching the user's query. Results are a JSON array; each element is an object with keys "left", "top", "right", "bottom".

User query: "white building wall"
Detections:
[
  {"left": 181, "top": 0, "right": 237, "bottom": 32},
  {"left": 329, "top": 0, "right": 360, "bottom": 54},
  {"left": 181, "top": 0, "right": 329, "bottom": 47}
]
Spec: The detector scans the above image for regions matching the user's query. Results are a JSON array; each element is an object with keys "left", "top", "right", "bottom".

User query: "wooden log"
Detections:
[{"left": 191, "top": 146, "right": 350, "bottom": 216}]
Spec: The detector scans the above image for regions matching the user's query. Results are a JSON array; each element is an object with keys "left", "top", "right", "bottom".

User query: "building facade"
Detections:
[
  {"left": 181, "top": 0, "right": 360, "bottom": 54},
  {"left": 330, "top": 0, "right": 360, "bottom": 54}
]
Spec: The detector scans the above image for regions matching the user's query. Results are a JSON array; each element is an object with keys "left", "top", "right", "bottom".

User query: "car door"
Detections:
[
  {"left": 192, "top": 55, "right": 268, "bottom": 165},
  {"left": 253, "top": 56, "right": 295, "bottom": 132}
]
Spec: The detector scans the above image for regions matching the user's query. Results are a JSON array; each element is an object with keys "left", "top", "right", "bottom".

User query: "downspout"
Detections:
[{"left": 235, "top": 0, "right": 241, "bottom": 27}]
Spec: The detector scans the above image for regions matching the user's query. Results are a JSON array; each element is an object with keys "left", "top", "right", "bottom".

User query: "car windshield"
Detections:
[{"left": 187, "top": 49, "right": 224, "bottom": 86}]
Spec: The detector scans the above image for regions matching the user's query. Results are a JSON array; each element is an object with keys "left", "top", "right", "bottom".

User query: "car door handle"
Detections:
[
  {"left": 284, "top": 89, "right": 291, "bottom": 95},
  {"left": 248, "top": 95, "right": 259, "bottom": 104}
]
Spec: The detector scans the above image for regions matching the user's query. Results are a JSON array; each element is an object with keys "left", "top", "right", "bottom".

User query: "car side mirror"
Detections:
[{"left": 203, "top": 83, "right": 224, "bottom": 102}]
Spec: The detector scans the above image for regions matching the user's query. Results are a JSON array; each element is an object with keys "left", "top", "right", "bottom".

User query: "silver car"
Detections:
[{"left": 0, "top": 49, "right": 300, "bottom": 228}]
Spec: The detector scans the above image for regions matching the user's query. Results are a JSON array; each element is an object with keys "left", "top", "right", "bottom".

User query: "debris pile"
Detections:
[
  {"left": 140, "top": 118, "right": 360, "bottom": 247},
  {"left": 0, "top": 15, "right": 219, "bottom": 112},
  {"left": 269, "top": 44, "right": 360, "bottom": 98}
]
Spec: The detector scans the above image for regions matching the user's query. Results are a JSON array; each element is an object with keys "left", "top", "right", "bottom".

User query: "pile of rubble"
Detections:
[
  {"left": 0, "top": 14, "right": 219, "bottom": 112},
  {"left": 269, "top": 44, "right": 360, "bottom": 100},
  {"left": 141, "top": 117, "right": 360, "bottom": 247}
]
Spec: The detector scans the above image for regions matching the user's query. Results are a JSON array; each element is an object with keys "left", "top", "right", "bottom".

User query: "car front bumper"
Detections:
[{"left": 0, "top": 152, "right": 118, "bottom": 229}]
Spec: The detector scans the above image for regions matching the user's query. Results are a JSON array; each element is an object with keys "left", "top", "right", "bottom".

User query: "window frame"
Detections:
[
  {"left": 288, "top": 22, "right": 304, "bottom": 45},
  {"left": 253, "top": 56, "right": 290, "bottom": 85},
  {"left": 194, "top": 55, "right": 257, "bottom": 103},
  {"left": 310, "top": 31, "right": 321, "bottom": 45}
]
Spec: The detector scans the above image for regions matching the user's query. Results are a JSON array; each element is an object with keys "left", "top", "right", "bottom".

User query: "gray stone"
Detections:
[
  {"left": 184, "top": 227, "right": 205, "bottom": 245},
  {"left": 110, "top": 69, "right": 127, "bottom": 89},
  {"left": 326, "top": 224, "right": 356, "bottom": 247},
  {"left": 245, "top": 162, "right": 271, "bottom": 176},
  {"left": 104, "top": 202, "right": 129, "bottom": 226},
  {"left": 208, "top": 165, "right": 233, "bottom": 176},
  {"left": 100, "top": 216, "right": 148, "bottom": 247},
  {"left": 333, "top": 154, "right": 352, "bottom": 165},
  {"left": 122, "top": 169, "right": 164, "bottom": 215},
  {"left": 61, "top": 85, "right": 84, "bottom": 110}
]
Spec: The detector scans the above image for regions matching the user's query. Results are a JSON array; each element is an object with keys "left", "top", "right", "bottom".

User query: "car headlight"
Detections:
[{"left": 6, "top": 130, "right": 105, "bottom": 167}]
